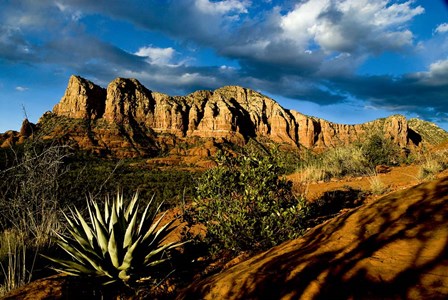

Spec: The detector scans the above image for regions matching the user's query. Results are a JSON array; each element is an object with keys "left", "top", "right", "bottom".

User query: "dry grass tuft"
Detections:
[
  {"left": 367, "top": 173, "right": 388, "bottom": 195},
  {"left": 418, "top": 151, "right": 448, "bottom": 180}
]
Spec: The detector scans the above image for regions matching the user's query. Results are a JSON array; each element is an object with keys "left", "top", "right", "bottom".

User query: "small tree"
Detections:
[{"left": 189, "top": 151, "right": 309, "bottom": 255}]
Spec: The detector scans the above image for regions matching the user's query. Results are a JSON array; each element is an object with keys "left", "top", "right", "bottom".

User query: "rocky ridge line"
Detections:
[
  {"left": 46, "top": 76, "right": 421, "bottom": 155},
  {"left": 1, "top": 75, "right": 434, "bottom": 157}
]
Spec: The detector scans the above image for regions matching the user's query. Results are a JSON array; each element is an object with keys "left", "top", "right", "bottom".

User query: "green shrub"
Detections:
[
  {"left": 322, "top": 145, "right": 369, "bottom": 178},
  {"left": 58, "top": 156, "right": 198, "bottom": 209},
  {"left": 188, "top": 151, "right": 310, "bottom": 255},
  {"left": 362, "top": 134, "right": 401, "bottom": 167},
  {"left": 45, "top": 192, "right": 186, "bottom": 288}
]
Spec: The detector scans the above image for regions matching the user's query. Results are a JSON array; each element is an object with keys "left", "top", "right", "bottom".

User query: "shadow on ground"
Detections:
[{"left": 179, "top": 176, "right": 448, "bottom": 299}]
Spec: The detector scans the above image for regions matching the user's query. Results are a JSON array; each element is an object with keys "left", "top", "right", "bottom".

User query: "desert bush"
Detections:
[
  {"left": 0, "top": 142, "right": 68, "bottom": 238},
  {"left": 187, "top": 151, "right": 310, "bottom": 255},
  {"left": 0, "top": 229, "right": 29, "bottom": 296},
  {"left": 418, "top": 154, "right": 447, "bottom": 180},
  {"left": 298, "top": 162, "right": 330, "bottom": 182},
  {"left": 322, "top": 145, "right": 369, "bottom": 178},
  {"left": 45, "top": 192, "right": 186, "bottom": 288},
  {"left": 362, "top": 134, "right": 401, "bottom": 167},
  {"left": 297, "top": 134, "right": 404, "bottom": 182},
  {"left": 240, "top": 139, "right": 302, "bottom": 175},
  {"left": 0, "top": 142, "right": 68, "bottom": 295},
  {"left": 298, "top": 144, "right": 369, "bottom": 181}
]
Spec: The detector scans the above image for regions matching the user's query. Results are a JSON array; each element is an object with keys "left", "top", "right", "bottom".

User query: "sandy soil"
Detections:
[{"left": 287, "top": 165, "right": 422, "bottom": 201}]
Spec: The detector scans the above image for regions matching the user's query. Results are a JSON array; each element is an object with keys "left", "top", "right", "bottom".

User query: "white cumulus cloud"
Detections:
[
  {"left": 280, "top": 0, "right": 424, "bottom": 54},
  {"left": 415, "top": 59, "right": 448, "bottom": 86},
  {"left": 135, "top": 46, "right": 175, "bottom": 65},
  {"left": 15, "top": 86, "right": 28, "bottom": 92},
  {"left": 435, "top": 23, "right": 448, "bottom": 34}
]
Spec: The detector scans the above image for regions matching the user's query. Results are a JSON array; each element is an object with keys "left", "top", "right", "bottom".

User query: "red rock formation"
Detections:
[
  {"left": 53, "top": 75, "right": 106, "bottom": 119},
  {"left": 48, "top": 76, "right": 421, "bottom": 157}
]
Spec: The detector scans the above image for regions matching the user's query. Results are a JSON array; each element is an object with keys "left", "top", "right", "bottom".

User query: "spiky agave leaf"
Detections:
[
  {"left": 145, "top": 217, "right": 177, "bottom": 248},
  {"left": 104, "top": 196, "right": 111, "bottom": 224},
  {"left": 59, "top": 220, "right": 103, "bottom": 263},
  {"left": 92, "top": 200, "right": 107, "bottom": 229},
  {"left": 93, "top": 216, "right": 109, "bottom": 256},
  {"left": 143, "top": 240, "right": 188, "bottom": 267},
  {"left": 141, "top": 211, "right": 168, "bottom": 243},
  {"left": 123, "top": 213, "right": 137, "bottom": 249},
  {"left": 42, "top": 255, "right": 99, "bottom": 276},
  {"left": 46, "top": 192, "right": 187, "bottom": 287},
  {"left": 125, "top": 192, "right": 139, "bottom": 220},
  {"left": 74, "top": 207, "right": 94, "bottom": 247},
  {"left": 118, "top": 236, "right": 142, "bottom": 271}
]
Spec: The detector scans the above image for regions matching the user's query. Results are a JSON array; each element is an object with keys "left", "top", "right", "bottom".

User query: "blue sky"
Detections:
[{"left": 0, "top": 0, "right": 447, "bottom": 132}]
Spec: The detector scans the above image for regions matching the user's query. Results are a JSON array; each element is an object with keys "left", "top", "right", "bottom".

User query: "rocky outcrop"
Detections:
[
  {"left": 50, "top": 76, "right": 422, "bottom": 155},
  {"left": 53, "top": 75, "right": 106, "bottom": 120},
  {"left": 0, "top": 130, "right": 19, "bottom": 149},
  {"left": 19, "top": 118, "right": 36, "bottom": 137},
  {"left": 3, "top": 75, "right": 447, "bottom": 159}
]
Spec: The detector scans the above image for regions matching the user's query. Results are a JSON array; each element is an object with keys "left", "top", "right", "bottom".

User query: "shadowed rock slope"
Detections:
[
  {"left": 408, "top": 118, "right": 448, "bottom": 145},
  {"left": 179, "top": 175, "right": 448, "bottom": 300}
]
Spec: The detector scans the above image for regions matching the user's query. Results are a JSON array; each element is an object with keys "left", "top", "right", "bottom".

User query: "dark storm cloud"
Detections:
[
  {"left": 0, "top": 0, "right": 422, "bottom": 79},
  {"left": 54, "top": 0, "right": 249, "bottom": 46},
  {"left": 330, "top": 64, "right": 448, "bottom": 122},
  {"left": 43, "top": 37, "right": 145, "bottom": 72}
]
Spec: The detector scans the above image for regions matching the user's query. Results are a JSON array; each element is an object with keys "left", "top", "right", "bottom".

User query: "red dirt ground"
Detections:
[{"left": 287, "top": 165, "right": 422, "bottom": 201}]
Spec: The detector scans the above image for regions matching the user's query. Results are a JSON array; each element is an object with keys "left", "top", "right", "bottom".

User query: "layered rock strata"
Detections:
[{"left": 47, "top": 75, "right": 418, "bottom": 157}]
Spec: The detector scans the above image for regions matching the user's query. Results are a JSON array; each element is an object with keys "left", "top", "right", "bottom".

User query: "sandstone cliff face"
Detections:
[
  {"left": 53, "top": 76, "right": 106, "bottom": 119},
  {"left": 49, "top": 76, "right": 419, "bottom": 157}
]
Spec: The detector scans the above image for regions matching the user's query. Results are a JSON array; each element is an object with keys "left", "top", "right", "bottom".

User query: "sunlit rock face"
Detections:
[{"left": 33, "top": 75, "right": 427, "bottom": 158}]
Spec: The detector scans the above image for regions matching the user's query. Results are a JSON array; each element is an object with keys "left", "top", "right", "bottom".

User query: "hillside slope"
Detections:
[
  {"left": 408, "top": 118, "right": 448, "bottom": 145},
  {"left": 179, "top": 175, "right": 448, "bottom": 300}
]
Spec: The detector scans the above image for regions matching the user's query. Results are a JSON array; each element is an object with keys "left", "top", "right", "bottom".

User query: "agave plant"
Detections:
[{"left": 45, "top": 192, "right": 186, "bottom": 286}]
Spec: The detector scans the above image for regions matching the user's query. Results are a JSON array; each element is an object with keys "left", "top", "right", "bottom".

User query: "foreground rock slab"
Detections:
[{"left": 179, "top": 176, "right": 448, "bottom": 300}]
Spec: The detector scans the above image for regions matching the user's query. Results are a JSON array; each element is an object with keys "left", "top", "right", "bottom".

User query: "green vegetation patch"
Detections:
[{"left": 185, "top": 150, "right": 310, "bottom": 255}]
